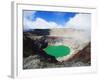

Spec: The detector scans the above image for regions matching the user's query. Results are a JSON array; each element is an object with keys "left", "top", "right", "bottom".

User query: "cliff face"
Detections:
[
  {"left": 67, "top": 43, "right": 91, "bottom": 63},
  {"left": 77, "top": 43, "right": 91, "bottom": 63}
]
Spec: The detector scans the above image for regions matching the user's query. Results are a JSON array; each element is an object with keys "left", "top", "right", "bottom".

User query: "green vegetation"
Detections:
[{"left": 44, "top": 45, "right": 70, "bottom": 58}]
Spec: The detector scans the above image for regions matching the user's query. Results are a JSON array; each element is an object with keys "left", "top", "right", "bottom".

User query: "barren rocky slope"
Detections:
[{"left": 23, "top": 28, "right": 91, "bottom": 69}]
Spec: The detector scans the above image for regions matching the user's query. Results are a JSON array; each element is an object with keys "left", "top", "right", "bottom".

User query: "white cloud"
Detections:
[
  {"left": 24, "top": 13, "right": 91, "bottom": 35},
  {"left": 24, "top": 18, "right": 33, "bottom": 30},
  {"left": 24, "top": 11, "right": 36, "bottom": 20},
  {"left": 65, "top": 14, "right": 91, "bottom": 38},
  {"left": 24, "top": 17, "right": 63, "bottom": 30},
  {"left": 65, "top": 14, "right": 91, "bottom": 31}
]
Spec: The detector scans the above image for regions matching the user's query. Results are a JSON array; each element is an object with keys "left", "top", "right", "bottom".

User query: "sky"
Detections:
[{"left": 23, "top": 10, "right": 91, "bottom": 32}]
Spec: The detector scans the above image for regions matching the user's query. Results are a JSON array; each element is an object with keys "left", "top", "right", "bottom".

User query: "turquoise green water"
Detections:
[{"left": 44, "top": 45, "right": 70, "bottom": 58}]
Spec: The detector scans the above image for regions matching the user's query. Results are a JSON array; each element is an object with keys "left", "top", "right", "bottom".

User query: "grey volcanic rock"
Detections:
[
  {"left": 71, "top": 62, "right": 87, "bottom": 67},
  {"left": 23, "top": 55, "right": 40, "bottom": 69}
]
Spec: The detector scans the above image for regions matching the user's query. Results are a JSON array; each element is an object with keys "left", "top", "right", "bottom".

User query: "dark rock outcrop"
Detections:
[{"left": 23, "top": 34, "right": 58, "bottom": 63}]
